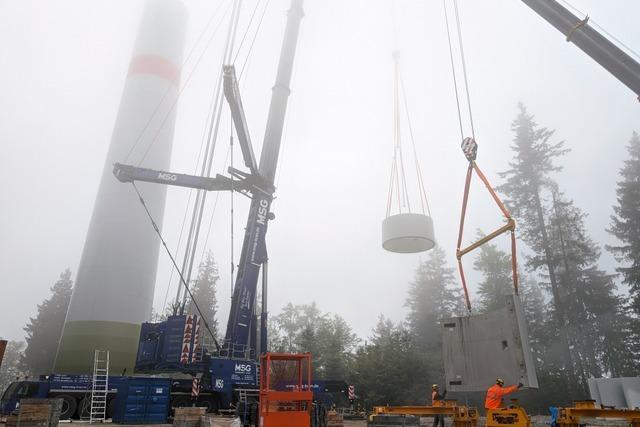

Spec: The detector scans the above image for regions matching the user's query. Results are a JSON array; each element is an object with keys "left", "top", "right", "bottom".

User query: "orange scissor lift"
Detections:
[{"left": 259, "top": 352, "right": 313, "bottom": 427}]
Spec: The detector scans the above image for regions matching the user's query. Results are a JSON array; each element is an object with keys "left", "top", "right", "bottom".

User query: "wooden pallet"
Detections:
[
  {"left": 201, "top": 415, "right": 241, "bottom": 427},
  {"left": 13, "top": 398, "right": 63, "bottom": 427},
  {"left": 174, "top": 407, "right": 208, "bottom": 427},
  {"left": 326, "top": 410, "right": 344, "bottom": 427}
]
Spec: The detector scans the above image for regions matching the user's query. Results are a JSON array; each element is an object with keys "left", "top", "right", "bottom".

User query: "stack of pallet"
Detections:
[
  {"left": 326, "top": 410, "right": 344, "bottom": 427},
  {"left": 200, "top": 415, "right": 241, "bottom": 427},
  {"left": 5, "top": 413, "right": 18, "bottom": 427},
  {"left": 173, "top": 407, "right": 208, "bottom": 427},
  {"left": 8, "top": 399, "right": 63, "bottom": 427},
  {"left": 7, "top": 399, "right": 62, "bottom": 427}
]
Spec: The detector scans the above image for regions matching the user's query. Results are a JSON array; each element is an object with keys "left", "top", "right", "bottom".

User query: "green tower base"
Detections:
[{"left": 55, "top": 321, "right": 141, "bottom": 375}]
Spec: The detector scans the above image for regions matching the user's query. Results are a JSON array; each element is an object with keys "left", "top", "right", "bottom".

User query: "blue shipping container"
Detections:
[{"left": 112, "top": 377, "right": 171, "bottom": 424}]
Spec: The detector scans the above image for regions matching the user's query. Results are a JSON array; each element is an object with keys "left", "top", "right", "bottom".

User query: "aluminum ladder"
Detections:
[{"left": 90, "top": 349, "right": 109, "bottom": 423}]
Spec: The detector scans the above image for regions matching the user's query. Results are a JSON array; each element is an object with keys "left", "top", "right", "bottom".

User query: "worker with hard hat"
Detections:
[
  {"left": 484, "top": 378, "right": 523, "bottom": 410},
  {"left": 431, "top": 384, "right": 447, "bottom": 427}
]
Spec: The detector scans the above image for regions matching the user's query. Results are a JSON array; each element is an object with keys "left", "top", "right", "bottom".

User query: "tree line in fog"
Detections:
[{"left": 2, "top": 105, "right": 639, "bottom": 413}]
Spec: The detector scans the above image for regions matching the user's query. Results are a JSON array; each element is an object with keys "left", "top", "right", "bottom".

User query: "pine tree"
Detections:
[
  {"left": 608, "top": 132, "right": 640, "bottom": 316},
  {"left": 405, "top": 246, "right": 462, "bottom": 345},
  {"left": 518, "top": 275, "right": 548, "bottom": 360},
  {"left": 187, "top": 251, "right": 219, "bottom": 338},
  {"left": 548, "top": 189, "right": 637, "bottom": 381},
  {"left": 21, "top": 269, "right": 73, "bottom": 375},
  {"left": 496, "top": 103, "right": 577, "bottom": 391},
  {"left": 350, "top": 316, "right": 429, "bottom": 407},
  {"left": 0, "top": 340, "right": 26, "bottom": 393},
  {"left": 403, "top": 246, "right": 462, "bottom": 397},
  {"left": 472, "top": 232, "right": 514, "bottom": 313}
]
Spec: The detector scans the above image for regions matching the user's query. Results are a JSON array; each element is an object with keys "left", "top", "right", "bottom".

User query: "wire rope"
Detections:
[
  {"left": 132, "top": 182, "right": 220, "bottom": 351},
  {"left": 179, "top": 0, "right": 244, "bottom": 311},
  {"left": 232, "top": 0, "right": 263, "bottom": 65},
  {"left": 229, "top": 130, "right": 235, "bottom": 298},
  {"left": 136, "top": 0, "right": 236, "bottom": 167},
  {"left": 443, "top": 0, "right": 464, "bottom": 141},
  {"left": 452, "top": 0, "right": 476, "bottom": 140},
  {"left": 399, "top": 71, "right": 431, "bottom": 216},
  {"left": 239, "top": 0, "right": 272, "bottom": 80}
]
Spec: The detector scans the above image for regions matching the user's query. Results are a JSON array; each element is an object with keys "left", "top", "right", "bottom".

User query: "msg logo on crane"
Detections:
[
  {"left": 256, "top": 199, "right": 269, "bottom": 225},
  {"left": 234, "top": 364, "right": 252, "bottom": 374},
  {"left": 157, "top": 172, "right": 177, "bottom": 182}
]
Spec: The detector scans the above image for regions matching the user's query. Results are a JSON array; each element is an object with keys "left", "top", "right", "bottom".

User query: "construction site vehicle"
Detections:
[
  {"left": 0, "top": 374, "right": 124, "bottom": 420},
  {"left": 259, "top": 352, "right": 313, "bottom": 427},
  {"left": 134, "top": 314, "right": 258, "bottom": 412}
]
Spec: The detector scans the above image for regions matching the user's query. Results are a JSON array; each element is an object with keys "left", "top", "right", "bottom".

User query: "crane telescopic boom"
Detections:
[{"left": 521, "top": 0, "right": 640, "bottom": 99}]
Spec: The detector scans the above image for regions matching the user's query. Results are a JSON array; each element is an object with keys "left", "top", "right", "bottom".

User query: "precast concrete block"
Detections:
[
  {"left": 588, "top": 377, "right": 640, "bottom": 408},
  {"left": 442, "top": 294, "right": 538, "bottom": 392}
]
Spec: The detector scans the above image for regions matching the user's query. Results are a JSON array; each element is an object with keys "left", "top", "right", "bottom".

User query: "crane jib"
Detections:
[{"left": 225, "top": 194, "right": 271, "bottom": 357}]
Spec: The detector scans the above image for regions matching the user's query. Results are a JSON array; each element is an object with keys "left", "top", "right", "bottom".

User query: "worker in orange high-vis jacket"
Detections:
[
  {"left": 431, "top": 384, "right": 447, "bottom": 427},
  {"left": 484, "top": 378, "right": 523, "bottom": 409}
]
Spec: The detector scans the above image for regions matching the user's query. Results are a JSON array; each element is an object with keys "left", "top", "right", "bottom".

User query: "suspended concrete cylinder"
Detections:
[
  {"left": 54, "top": 0, "right": 187, "bottom": 375},
  {"left": 382, "top": 213, "right": 435, "bottom": 253}
]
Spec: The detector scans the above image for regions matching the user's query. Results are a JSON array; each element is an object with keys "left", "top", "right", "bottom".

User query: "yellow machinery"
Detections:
[
  {"left": 373, "top": 399, "right": 640, "bottom": 427},
  {"left": 486, "top": 404, "right": 531, "bottom": 427},
  {"left": 556, "top": 400, "right": 640, "bottom": 427},
  {"left": 372, "top": 400, "right": 479, "bottom": 427}
]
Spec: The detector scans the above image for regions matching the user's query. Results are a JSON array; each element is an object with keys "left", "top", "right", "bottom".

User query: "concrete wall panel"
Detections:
[
  {"left": 442, "top": 294, "right": 538, "bottom": 392},
  {"left": 589, "top": 377, "right": 640, "bottom": 408}
]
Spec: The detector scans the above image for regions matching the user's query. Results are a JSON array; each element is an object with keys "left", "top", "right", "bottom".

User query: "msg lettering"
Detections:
[
  {"left": 157, "top": 172, "right": 177, "bottom": 181},
  {"left": 256, "top": 199, "right": 269, "bottom": 225}
]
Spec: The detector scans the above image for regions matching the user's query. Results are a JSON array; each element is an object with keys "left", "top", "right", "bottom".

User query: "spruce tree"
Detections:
[
  {"left": 472, "top": 232, "right": 514, "bottom": 313},
  {"left": 187, "top": 251, "right": 219, "bottom": 338},
  {"left": 548, "top": 189, "right": 637, "bottom": 381},
  {"left": 496, "top": 103, "right": 576, "bottom": 391},
  {"left": 21, "top": 269, "right": 73, "bottom": 375},
  {"left": 350, "top": 317, "right": 429, "bottom": 407},
  {"left": 608, "top": 132, "right": 640, "bottom": 316},
  {"left": 405, "top": 246, "right": 462, "bottom": 344},
  {"left": 0, "top": 340, "right": 26, "bottom": 393}
]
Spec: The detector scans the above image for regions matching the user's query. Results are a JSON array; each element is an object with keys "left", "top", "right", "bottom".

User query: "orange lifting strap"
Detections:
[{"left": 456, "top": 137, "right": 519, "bottom": 311}]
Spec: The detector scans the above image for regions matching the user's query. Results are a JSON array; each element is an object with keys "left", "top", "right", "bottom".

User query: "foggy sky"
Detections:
[{"left": 1, "top": 0, "right": 639, "bottom": 343}]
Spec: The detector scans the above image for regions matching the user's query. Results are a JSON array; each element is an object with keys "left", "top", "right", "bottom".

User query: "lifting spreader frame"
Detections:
[{"left": 456, "top": 137, "right": 519, "bottom": 311}]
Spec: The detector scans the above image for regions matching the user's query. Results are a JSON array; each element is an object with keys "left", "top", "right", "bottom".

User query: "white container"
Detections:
[{"left": 382, "top": 213, "right": 435, "bottom": 253}]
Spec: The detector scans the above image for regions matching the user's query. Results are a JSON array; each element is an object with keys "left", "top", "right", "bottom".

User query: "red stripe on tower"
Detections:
[{"left": 128, "top": 54, "right": 181, "bottom": 87}]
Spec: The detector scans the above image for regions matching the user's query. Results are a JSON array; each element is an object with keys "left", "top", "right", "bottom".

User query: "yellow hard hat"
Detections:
[
  {"left": 432, "top": 384, "right": 439, "bottom": 389},
  {"left": 496, "top": 378, "right": 505, "bottom": 385}
]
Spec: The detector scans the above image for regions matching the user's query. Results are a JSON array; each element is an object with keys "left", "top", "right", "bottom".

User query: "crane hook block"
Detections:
[{"left": 461, "top": 137, "right": 477, "bottom": 161}]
